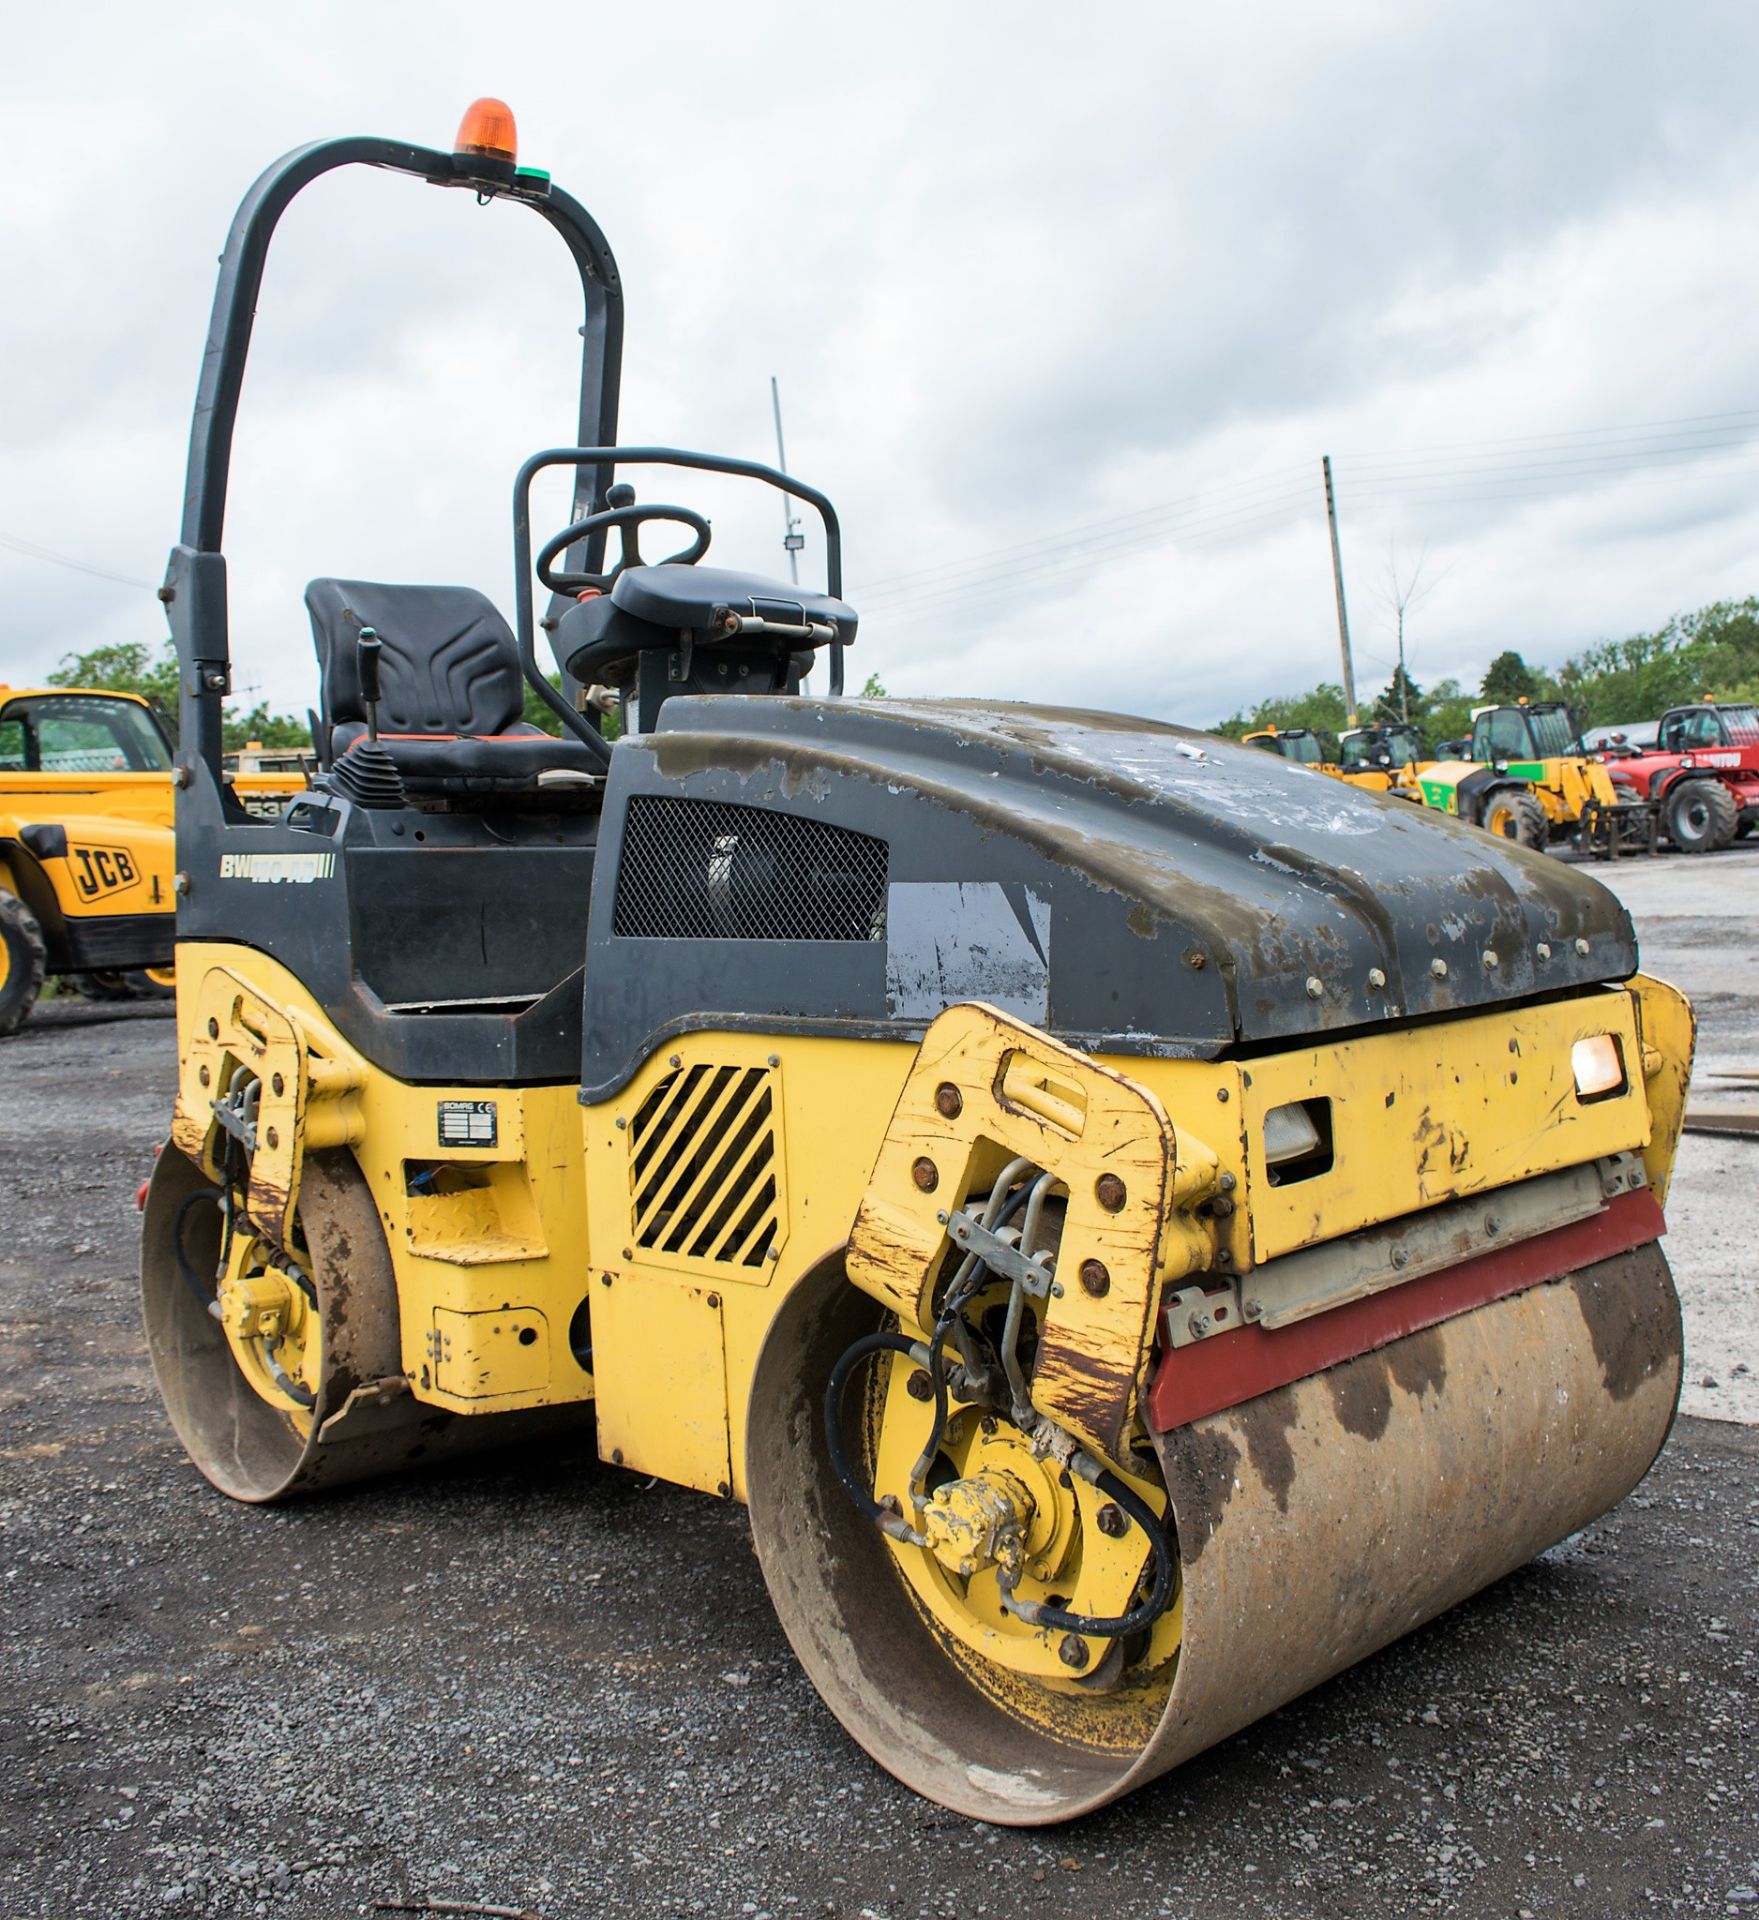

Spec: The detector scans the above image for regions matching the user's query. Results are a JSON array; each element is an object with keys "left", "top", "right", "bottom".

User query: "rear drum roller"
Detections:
[
  {"left": 142, "top": 1143, "right": 586, "bottom": 1501},
  {"left": 747, "top": 1242, "right": 1682, "bottom": 1824}
]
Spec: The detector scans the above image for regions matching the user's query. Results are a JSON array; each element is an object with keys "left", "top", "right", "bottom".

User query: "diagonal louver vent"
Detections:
[
  {"left": 629, "top": 1062, "right": 786, "bottom": 1268},
  {"left": 612, "top": 795, "right": 887, "bottom": 941}
]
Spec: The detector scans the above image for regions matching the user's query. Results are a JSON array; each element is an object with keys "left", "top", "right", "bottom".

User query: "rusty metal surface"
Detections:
[
  {"left": 141, "top": 1145, "right": 587, "bottom": 1503},
  {"left": 1122, "top": 1239, "right": 1681, "bottom": 1809},
  {"left": 746, "top": 1243, "right": 1680, "bottom": 1826}
]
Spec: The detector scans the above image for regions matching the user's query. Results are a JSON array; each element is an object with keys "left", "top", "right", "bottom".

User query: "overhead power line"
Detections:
[
  {"left": 858, "top": 461, "right": 1315, "bottom": 599},
  {"left": 863, "top": 492, "right": 1317, "bottom": 625},
  {"left": 858, "top": 406, "right": 1758, "bottom": 631},
  {"left": 1336, "top": 406, "right": 1759, "bottom": 461},
  {"left": 1337, "top": 431, "right": 1759, "bottom": 484},
  {"left": 0, "top": 529, "right": 157, "bottom": 592},
  {"left": 1341, "top": 441, "right": 1759, "bottom": 506}
]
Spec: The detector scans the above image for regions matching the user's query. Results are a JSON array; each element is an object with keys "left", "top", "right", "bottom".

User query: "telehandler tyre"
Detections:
[
  {"left": 0, "top": 890, "right": 47, "bottom": 1036},
  {"left": 1663, "top": 778, "right": 1737, "bottom": 854},
  {"left": 1482, "top": 789, "right": 1548, "bottom": 849}
]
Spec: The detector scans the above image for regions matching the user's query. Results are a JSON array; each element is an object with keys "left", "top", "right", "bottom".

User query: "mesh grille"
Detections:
[
  {"left": 629, "top": 1064, "right": 780, "bottom": 1267},
  {"left": 613, "top": 795, "right": 887, "bottom": 941}
]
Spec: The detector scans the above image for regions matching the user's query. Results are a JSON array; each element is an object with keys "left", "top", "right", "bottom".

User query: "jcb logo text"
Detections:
[{"left": 70, "top": 844, "right": 140, "bottom": 900}]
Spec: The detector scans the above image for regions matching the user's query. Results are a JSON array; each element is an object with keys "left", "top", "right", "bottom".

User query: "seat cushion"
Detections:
[{"left": 330, "top": 721, "right": 605, "bottom": 794}]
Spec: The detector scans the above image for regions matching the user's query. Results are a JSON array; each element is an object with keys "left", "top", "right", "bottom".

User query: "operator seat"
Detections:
[{"left": 305, "top": 578, "right": 605, "bottom": 794}]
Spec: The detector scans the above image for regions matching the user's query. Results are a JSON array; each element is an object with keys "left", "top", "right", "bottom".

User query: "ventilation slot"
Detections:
[
  {"left": 613, "top": 794, "right": 887, "bottom": 941},
  {"left": 629, "top": 1063, "right": 782, "bottom": 1268}
]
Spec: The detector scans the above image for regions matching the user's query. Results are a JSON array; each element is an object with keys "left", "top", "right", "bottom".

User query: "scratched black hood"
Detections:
[{"left": 580, "top": 696, "right": 1638, "bottom": 1095}]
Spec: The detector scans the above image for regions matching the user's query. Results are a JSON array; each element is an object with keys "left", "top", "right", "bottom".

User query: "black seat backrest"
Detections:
[{"left": 305, "top": 579, "right": 524, "bottom": 740}]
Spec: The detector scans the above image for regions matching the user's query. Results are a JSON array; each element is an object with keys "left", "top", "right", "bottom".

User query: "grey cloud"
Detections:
[{"left": 2, "top": 0, "right": 1757, "bottom": 728}]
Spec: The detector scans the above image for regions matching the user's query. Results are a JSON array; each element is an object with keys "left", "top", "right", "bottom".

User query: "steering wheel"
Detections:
[{"left": 536, "top": 485, "right": 712, "bottom": 594}]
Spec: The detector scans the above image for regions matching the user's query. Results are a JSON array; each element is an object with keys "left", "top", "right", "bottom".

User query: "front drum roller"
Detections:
[
  {"left": 747, "top": 1241, "right": 1682, "bottom": 1825},
  {"left": 142, "top": 1142, "right": 585, "bottom": 1502}
]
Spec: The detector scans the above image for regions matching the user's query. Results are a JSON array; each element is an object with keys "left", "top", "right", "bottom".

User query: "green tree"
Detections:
[
  {"left": 1371, "top": 666, "right": 1423, "bottom": 727},
  {"left": 1424, "top": 678, "right": 1473, "bottom": 746},
  {"left": 1480, "top": 650, "right": 1538, "bottom": 704},
  {"left": 1669, "top": 597, "right": 1759, "bottom": 690},
  {"left": 1556, "top": 629, "right": 1706, "bottom": 728},
  {"left": 1212, "top": 682, "right": 1349, "bottom": 740},
  {"left": 525, "top": 674, "right": 623, "bottom": 742},
  {"left": 48, "top": 636, "right": 310, "bottom": 751},
  {"left": 223, "top": 703, "right": 310, "bottom": 751},
  {"left": 47, "top": 638, "right": 180, "bottom": 734},
  {"left": 859, "top": 672, "right": 888, "bottom": 697},
  {"left": 1551, "top": 597, "right": 1759, "bottom": 727}
]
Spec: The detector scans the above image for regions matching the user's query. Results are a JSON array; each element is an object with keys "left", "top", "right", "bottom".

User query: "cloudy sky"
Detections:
[{"left": 3, "top": 2, "right": 1756, "bottom": 727}]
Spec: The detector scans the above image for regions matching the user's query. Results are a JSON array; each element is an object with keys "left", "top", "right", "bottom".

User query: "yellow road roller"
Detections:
[{"left": 142, "top": 103, "right": 1694, "bottom": 1825}]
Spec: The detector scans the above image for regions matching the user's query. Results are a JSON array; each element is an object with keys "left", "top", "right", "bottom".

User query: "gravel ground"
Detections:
[{"left": 1, "top": 853, "right": 1756, "bottom": 1920}]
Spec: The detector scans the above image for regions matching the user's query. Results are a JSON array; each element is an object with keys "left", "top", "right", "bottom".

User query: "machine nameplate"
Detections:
[{"left": 438, "top": 1100, "right": 498, "bottom": 1147}]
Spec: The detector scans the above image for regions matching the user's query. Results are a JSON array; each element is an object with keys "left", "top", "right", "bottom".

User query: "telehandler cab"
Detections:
[
  {"left": 1242, "top": 724, "right": 1336, "bottom": 770},
  {"left": 1334, "top": 721, "right": 1427, "bottom": 796},
  {"left": 143, "top": 103, "right": 1694, "bottom": 1825}
]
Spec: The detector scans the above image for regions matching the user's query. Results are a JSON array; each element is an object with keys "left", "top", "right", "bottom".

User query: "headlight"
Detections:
[{"left": 1571, "top": 1034, "right": 1626, "bottom": 1101}]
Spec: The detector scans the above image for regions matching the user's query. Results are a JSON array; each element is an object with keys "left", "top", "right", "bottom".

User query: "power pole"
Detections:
[
  {"left": 770, "top": 376, "right": 804, "bottom": 586},
  {"left": 1322, "top": 455, "right": 1358, "bottom": 724}
]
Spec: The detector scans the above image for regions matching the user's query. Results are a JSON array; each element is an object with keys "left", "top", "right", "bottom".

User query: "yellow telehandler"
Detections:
[
  {"left": 1, "top": 685, "right": 179, "bottom": 1031},
  {"left": 1, "top": 684, "right": 307, "bottom": 1031}
]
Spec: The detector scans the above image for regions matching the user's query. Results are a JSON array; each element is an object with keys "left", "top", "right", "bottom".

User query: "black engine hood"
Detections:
[{"left": 579, "top": 697, "right": 1638, "bottom": 1095}]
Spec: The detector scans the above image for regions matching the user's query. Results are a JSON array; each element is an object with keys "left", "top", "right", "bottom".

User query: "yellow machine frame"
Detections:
[{"left": 167, "top": 941, "right": 1691, "bottom": 1504}]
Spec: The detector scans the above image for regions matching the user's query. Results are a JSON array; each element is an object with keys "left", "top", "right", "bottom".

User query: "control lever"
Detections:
[
  {"left": 357, "top": 627, "right": 383, "bottom": 742},
  {"left": 606, "top": 481, "right": 644, "bottom": 572}
]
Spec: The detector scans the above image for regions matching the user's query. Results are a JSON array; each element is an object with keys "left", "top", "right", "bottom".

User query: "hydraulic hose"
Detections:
[
  {"left": 827, "top": 1167, "right": 1177, "bottom": 1640},
  {"left": 908, "top": 1174, "right": 1040, "bottom": 1499},
  {"left": 999, "top": 1462, "right": 1177, "bottom": 1640},
  {"left": 824, "top": 1331, "right": 931, "bottom": 1544}
]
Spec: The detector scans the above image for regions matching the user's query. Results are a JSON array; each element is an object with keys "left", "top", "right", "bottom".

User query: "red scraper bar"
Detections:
[{"left": 1146, "top": 1186, "right": 1666, "bottom": 1433}]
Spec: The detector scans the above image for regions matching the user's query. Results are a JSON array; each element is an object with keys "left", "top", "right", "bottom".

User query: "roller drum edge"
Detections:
[
  {"left": 140, "top": 1142, "right": 590, "bottom": 1503},
  {"left": 746, "top": 1241, "right": 1682, "bottom": 1826}
]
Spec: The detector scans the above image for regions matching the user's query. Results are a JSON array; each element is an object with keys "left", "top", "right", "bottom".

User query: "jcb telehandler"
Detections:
[
  {"left": 1417, "top": 699, "right": 1656, "bottom": 855},
  {"left": 0, "top": 683, "right": 308, "bottom": 1031},
  {"left": 1334, "top": 721, "right": 1427, "bottom": 796},
  {"left": 1, "top": 684, "right": 179, "bottom": 1032},
  {"left": 1242, "top": 723, "right": 1336, "bottom": 770},
  {"left": 142, "top": 104, "right": 1693, "bottom": 1825}
]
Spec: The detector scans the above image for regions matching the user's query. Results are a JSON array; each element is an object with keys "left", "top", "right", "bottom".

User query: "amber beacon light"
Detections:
[{"left": 453, "top": 97, "right": 519, "bottom": 184}]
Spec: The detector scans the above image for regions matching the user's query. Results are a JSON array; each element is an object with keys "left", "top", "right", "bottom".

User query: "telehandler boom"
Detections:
[{"left": 142, "top": 104, "right": 1692, "bottom": 1825}]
